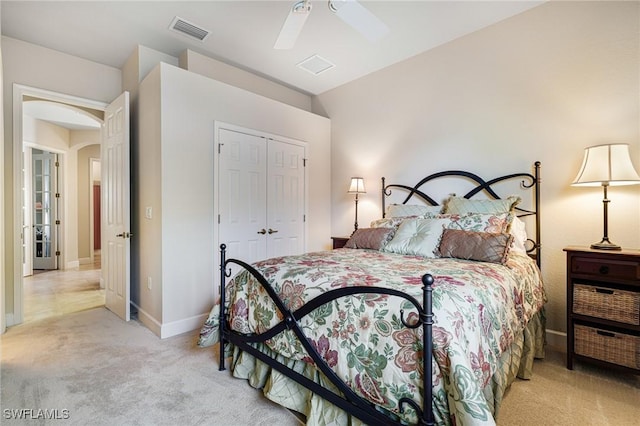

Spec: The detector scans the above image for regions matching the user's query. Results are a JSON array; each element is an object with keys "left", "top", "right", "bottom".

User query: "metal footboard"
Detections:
[{"left": 218, "top": 244, "right": 435, "bottom": 426}]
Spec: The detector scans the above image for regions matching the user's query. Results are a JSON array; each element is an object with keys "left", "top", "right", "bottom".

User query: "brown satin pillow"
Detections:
[
  {"left": 438, "top": 228, "right": 513, "bottom": 264},
  {"left": 344, "top": 228, "right": 396, "bottom": 250}
]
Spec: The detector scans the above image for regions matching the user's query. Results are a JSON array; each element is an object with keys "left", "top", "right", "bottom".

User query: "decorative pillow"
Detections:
[
  {"left": 386, "top": 204, "right": 442, "bottom": 218},
  {"left": 448, "top": 213, "right": 510, "bottom": 234},
  {"left": 510, "top": 216, "right": 528, "bottom": 253},
  {"left": 438, "top": 229, "right": 514, "bottom": 264},
  {"left": 344, "top": 228, "right": 396, "bottom": 250},
  {"left": 443, "top": 195, "right": 521, "bottom": 215},
  {"left": 370, "top": 217, "right": 409, "bottom": 229},
  {"left": 382, "top": 218, "right": 452, "bottom": 258}
]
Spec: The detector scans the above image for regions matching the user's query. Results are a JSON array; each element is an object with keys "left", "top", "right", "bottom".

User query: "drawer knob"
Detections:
[{"left": 599, "top": 265, "right": 610, "bottom": 274}]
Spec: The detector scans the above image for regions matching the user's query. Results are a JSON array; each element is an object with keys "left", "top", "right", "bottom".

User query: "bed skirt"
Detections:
[{"left": 210, "top": 310, "right": 545, "bottom": 426}]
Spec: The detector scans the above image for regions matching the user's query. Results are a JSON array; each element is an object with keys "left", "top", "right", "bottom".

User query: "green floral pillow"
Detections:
[
  {"left": 449, "top": 213, "right": 510, "bottom": 233},
  {"left": 425, "top": 212, "right": 511, "bottom": 234},
  {"left": 443, "top": 195, "right": 521, "bottom": 215}
]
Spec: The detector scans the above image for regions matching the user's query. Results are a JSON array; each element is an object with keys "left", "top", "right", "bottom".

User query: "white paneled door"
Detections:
[
  {"left": 218, "top": 127, "right": 306, "bottom": 268},
  {"left": 218, "top": 128, "right": 268, "bottom": 264},
  {"left": 103, "top": 91, "right": 131, "bottom": 321},
  {"left": 267, "top": 139, "right": 305, "bottom": 258}
]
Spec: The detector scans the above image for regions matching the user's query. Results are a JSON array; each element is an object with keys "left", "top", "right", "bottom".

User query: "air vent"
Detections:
[
  {"left": 169, "top": 16, "right": 210, "bottom": 42},
  {"left": 297, "top": 54, "right": 335, "bottom": 76}
]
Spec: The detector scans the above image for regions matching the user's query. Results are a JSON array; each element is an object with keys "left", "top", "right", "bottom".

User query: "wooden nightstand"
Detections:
[
  {"left": 331, "top": 236, "right": 350, "bottom": 249},
  {"left": 564, "top": 246, "right": 640, "bottom": 373}
]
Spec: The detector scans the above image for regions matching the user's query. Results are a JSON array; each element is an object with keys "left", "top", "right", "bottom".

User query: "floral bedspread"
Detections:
[{"left": 199, "top": 249, "right": 545, "bottom": 425}]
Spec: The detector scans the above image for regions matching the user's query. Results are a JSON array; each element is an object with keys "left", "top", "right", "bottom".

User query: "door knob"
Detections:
[
  {"left": 257, "top": 229, "right": 267, "bottom": 235},
  {"left": 268, "top": 228, "right": 278, "bottom": 234}
]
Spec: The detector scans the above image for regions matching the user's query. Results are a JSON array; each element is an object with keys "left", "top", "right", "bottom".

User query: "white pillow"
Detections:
[
  {"left": 382, "top": 218, "right": 452, "bottom": 258},
  {"left": 386, "top": 204, "right": 442, "bottom": 218},
  {"left": 510, "top": 216, "right": 528, "bottom": 253}
]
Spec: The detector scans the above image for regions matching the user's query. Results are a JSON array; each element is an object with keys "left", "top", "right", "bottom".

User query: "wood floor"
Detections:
[{"left": 23, "top": 255, "right": 104, "bottom": 323}]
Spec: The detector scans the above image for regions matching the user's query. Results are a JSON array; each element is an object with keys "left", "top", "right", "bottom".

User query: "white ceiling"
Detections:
[{"left": 1, "top": 1, "right": 544, "bottom": 96}]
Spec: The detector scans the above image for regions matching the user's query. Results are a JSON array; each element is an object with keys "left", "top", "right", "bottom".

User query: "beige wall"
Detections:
[
  {"left": 314, "top": 1, "right": 640, "bottom": 346},
  {"left": 136, "top": 63, "right": 331, "bottom": 337},
  {"left": 180, "top": 49, "right": 312, "bottom": 112},
  {"left": 2, "top": 36, "right": 121, "bottom": 322}
]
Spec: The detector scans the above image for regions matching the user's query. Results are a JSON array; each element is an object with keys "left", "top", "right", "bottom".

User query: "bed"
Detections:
[{"left": 199, "top": 163, "right": 546, "bottom": 426}]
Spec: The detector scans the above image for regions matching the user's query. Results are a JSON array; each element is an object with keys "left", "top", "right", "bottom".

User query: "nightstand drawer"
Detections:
[
  {"left": 571, "top": 256, "right": 640, "bottom": 281},
  {"left": 574, "top": 325, "right": 640, "bottom": 370},
  {"left": 573, "top": 283, "right": 640, "bottom": 325}
]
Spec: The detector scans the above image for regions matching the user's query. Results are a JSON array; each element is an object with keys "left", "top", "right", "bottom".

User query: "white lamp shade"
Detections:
[
  {"left": 572, "top": 143, "right": 640, "bottom": 187},
  {"left": 348, "top": 177, "right": 366, "bottom": 193}
]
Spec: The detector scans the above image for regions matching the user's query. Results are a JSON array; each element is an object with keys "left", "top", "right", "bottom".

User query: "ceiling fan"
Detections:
[{"left": 274, "top": 0, "right": 389, "bottom": 50}]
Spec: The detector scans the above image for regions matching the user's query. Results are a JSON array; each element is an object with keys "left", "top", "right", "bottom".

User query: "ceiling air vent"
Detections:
[
  {"left": 297, "top": 54, "right": 335, "bottom": 76},
  {"left": 169, "top": 16, "right": 211, "bottom": 42}
]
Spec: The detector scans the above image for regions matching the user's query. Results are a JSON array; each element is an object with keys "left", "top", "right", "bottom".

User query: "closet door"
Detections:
[
  {"left": 267, "top": 139, "right": 305, "bottom": 258},
  {"left": 218, "top": 129, "right": 267, "bottom": 263}
]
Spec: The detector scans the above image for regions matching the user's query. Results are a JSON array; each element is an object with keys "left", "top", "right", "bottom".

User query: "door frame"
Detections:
[{"left": 11, "top": 84, "right": 107, "bottom": 325}]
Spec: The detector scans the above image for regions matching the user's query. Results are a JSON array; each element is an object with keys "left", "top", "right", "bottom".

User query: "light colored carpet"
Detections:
[
  {"left": 1, "top": 307, "right": 639, "bottom": 425},
  {"left": 0, "top": 308, "right": 301, "bottom": 425},
  {"left": 498, "top": 349, "right": 640, "bottom": 425}
]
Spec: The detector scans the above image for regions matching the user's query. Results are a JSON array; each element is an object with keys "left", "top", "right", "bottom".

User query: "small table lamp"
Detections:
[
  {"left": 348, "top": 177, "right": 366, "bottom": 233},
  {"left": 572, "top": 143, "right": 640, "bottom": 250}
]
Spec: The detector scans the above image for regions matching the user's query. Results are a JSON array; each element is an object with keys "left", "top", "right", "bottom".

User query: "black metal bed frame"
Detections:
[
  {"left": 382, "top": 162, "right": 541, "bottom": 268},
  {"left": 217, "top": 162, "right": 541, "bottom": 426}
]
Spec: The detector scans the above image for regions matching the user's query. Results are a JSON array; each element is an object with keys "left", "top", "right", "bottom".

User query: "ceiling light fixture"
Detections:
[
  {"left": 274, "top": 0, "right": 312, "bottom": 50},
  {"left": 274, "top": 0, "right": 388, "bottom": 50},
  {"left": 328, "top": 0, "right": 389, "bottom": 42}
]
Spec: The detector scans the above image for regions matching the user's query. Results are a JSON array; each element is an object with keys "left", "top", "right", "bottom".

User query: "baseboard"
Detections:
[
  {"left": 78, "top": 257, "right": 91, "bottom": 265},
  {"left": 133, "top": 303, "right": 207, "bottom": 339},
  {"left": 159, "top": 313, "right": 209, "bottom": 339},
  {"left": 133, "top": 303, "right": 162, "bottom": 337},
  {"left": 65, "top": 260, "right": 80, "bottom": 269},
  {"left": 545, "top": 328, "right": 566, "bottom": 353},
  {"left": 5, "top": 313, "right": 15, "bottom": 328}
]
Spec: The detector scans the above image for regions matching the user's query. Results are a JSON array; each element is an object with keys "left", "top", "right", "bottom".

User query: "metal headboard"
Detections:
[{"left": 381, "top": 162, "right": 541, "bottom": 268}]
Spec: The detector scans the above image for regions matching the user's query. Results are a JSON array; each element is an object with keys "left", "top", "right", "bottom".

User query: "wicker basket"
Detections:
[
  {"left": 573, "top": 283, "right": 640, "bottom": 325},
  {"left": 574, "top": 324, "right": 640, "bottom": 369}
]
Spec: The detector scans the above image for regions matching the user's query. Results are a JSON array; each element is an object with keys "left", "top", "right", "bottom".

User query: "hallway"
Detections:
[{"left": 23, "top": 256, "right": 104, "bottom": 323}]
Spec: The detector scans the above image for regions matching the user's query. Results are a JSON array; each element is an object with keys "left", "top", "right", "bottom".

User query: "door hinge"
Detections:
[
  {"left": 303, "top": 214, "right": 306, "bottom": 222},
  {"left": 218, "top": 143, "right": 223, "bottom": 154},
  {"left": 55, "top": 193, "right": 60, "bottom": 198},
  {"left": 55, "top": 220, "right": 61, "bottom": 225},
  {"left": 55, "top": 161, "right": 60, "bottom": 167},
  {"left": 218, "top": 214, "right": 221, "bottom": 224},
  {"left": 303, "top": 158, "right": 307, "bottom": 167},
  {"left": 55, "top": 250, "right": 61, "bottom": 256}
]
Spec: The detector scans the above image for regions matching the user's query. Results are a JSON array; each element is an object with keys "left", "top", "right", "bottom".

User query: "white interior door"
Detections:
[
  {"left": 267, "top": 139, "right": 305, "bottom": 257},
  {"left": 102, "top": 91, "right": 131, "bottom": 321},
  {"left": 218, "top": 128, "right": 268, "bottom": 265}
]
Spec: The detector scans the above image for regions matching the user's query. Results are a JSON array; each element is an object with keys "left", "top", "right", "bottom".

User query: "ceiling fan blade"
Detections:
[
  {"left": 331, "top": 0, "right": 389, "bottom": 42},
  {"left": 274, "top": 0, "right": 312, "bottom": 50}
]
